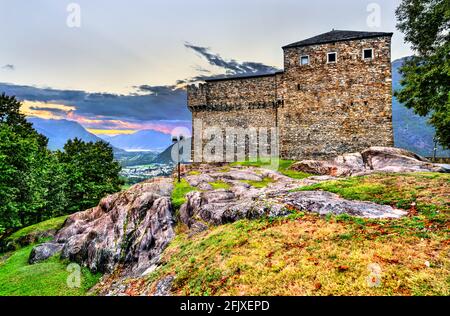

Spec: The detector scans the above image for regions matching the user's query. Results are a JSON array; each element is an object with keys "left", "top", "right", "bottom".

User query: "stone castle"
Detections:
[{"left": 187, "top": 30, "right": 394, "bottom": 161}]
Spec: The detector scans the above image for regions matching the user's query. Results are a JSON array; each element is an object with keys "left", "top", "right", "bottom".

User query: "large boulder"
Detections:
[
  {"left": 290, "top": 147, "right": 448, "bottom": 176},
  {"left": 29, "top": 243, "right": 64, "bottom": 264},
  {"left": 284, "top": 191, "right": 407, "bottom": 219},
  {"left": 361, "top": 147, "right": 446, "bottom": 173},
  {"left": 43, "top": 178, "right": 175, "bottom": 275}
]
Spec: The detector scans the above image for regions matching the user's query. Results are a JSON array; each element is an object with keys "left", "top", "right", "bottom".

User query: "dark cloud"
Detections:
[
  {"left": 0, "top": 82, "right": 191, "bottom": 122},
  {"left": 184, "top": 42, "right": 279, "bottom": 76},
  {"left": 2, "top": 64, "right": 15, "bottom": 71},
  {"left": 134, "top": 85, "right": 178, "bottom": 96},
  {"left": 28, "top": 106, "right": 73, "bottom": 116}
]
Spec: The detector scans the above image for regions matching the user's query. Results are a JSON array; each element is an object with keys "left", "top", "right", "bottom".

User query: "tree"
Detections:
[
  {"left": 0, "top": 93, "right": 48, "bottom": 148},
  {"left": 0, "top": 124, "right": 45, "bottom": 232},
  {"left": 395, "top": 0, "right": 450, "bottom": 148},
  {"left": 0, "top": 93, "right": 123, "bottom": 235},
  {"left": 57, "top": 138, "right": 123, "bottom": 213}
]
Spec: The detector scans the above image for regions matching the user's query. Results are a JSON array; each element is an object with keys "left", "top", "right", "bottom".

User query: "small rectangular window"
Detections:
[
  {"left": 300, "top": 55, "right": 309, "bottom": 65},
  {"left": 363, "top": 48, "right": 373, "bottom": 60},
  {"left": 327, "top": 52, "right": 337, "bottom": 63}
]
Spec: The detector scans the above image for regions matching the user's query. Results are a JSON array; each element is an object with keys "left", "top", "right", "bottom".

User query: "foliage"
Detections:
[
  {"left": 57, "top": 138, "right": 123, "bottom": 213},
  {"left": 0, "top": 93, "right": 123, "bottom": 235},
  {"left": 0, "top": 244, "right": 101, "bottom": 296},
  {"left": 395, "top": 0, "right": 450, "bottom": 148}
]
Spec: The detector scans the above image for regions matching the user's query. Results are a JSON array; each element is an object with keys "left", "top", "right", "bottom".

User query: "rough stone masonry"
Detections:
[{"left": 187, "top": 30, "right": 394, "bottom": 161}]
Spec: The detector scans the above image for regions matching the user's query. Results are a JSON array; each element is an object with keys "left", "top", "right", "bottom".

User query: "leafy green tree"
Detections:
[
  {"left": 57, "top": 138, "right": 123, "bottom": 213},
  {"left": 0, "top": 93, "right": 122, "bottom": 235},
  {"left": 0, "top": 124, "right": 44, "bottom": 232},
  {"left": 395, "top": 0, "right": 450, "bottom": 148},
  {"left": 0, "top": 93, "right": 48, "bottom": 148}
]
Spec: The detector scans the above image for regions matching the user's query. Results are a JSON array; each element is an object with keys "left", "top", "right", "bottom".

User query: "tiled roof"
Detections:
[{"left": 283, "top": 30, "right": 393, "bottom": 49}]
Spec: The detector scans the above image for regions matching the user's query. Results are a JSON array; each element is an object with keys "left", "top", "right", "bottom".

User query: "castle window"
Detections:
[
  {"left": 327, "top": 52, "right": 337, "bottom": 63},
  {"left": 300, "top": 55, "right": 309, "bottom": 65},
  {"left": 363, "top": 48, "right": 374, "bottom": 60}
]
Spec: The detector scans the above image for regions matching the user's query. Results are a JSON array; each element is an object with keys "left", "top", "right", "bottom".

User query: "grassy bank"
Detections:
[
  {"left": 146, "top": 172, "right": 450, "bottom": 296},
  {"left": 0, "top": 245, "right": 101, "bottom": 296},
  {"left": 2, "top": 216, "right": 68, "bottom": 252}
]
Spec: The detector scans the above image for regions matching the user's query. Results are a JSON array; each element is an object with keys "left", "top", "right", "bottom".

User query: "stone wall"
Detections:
[
  {"left": 188, "top": 75, "right": 282, "bottom": 161},
  {"left": 187, "top": 35, "right": 394, "bottom": 161},
  {"left": 279, "top": 36, "right": 393, "bottom": 159}
]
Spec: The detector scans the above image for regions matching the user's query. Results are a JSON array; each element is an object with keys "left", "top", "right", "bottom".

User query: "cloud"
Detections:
[
  {"left": 0, "top": 82, "right": 190, "bottom": 122},
  {"left": 21, "top": 101, "right": 76, "bottom": 120},
  {"left": 2, "top": 64, "right": 15, "bottom": 71},
  {"left": 0, "top": 42, "right": 279, "bottom": 135},
  {"left": 184, "top": 42, "right": 279, "bottom": 76}
]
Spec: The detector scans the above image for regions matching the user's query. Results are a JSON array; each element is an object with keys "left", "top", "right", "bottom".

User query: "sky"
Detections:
[{"left": 0, "top": 0, "right": 413, "bottom": 136}]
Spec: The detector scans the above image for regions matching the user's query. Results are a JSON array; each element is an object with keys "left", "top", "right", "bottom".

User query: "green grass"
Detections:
[
  {"left": 3, "top": 216, "right": 69, "bottom": 251},
  {"left": 293, "top": 173, "right": 449, "bottom": 210},
  {"left": 241, "top": 177, "right": 276, "bottom": 188},
  {"left": 121, "top": 184, "right": 132, "bottom": 191},
  {"left": 292, "top": 172, "right": 450, "bottom": 237},
  {"left": 188, "top": 171, "right": 202, "bottom": 176},
  {"left": 138, "top": 172, "right": 450, "bottom": 296},
  {"left": 209, "top": 181, "right": 232, "bottom": 190},
  {"left": 0, "top": 245, "right": 101, "bottom": 296},
  {"left": 147, "top": 208, "right": 450, "bottom": 296},
  {"left": 231, "top": 159, "right": 311, "bottom": 179},
  {"left": 171, "top": 179, "right": 198, "bottom": 210}
]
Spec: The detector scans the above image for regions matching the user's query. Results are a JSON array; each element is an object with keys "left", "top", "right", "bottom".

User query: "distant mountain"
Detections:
[
  {"left": 101, "top": 130, "right": 172, "bottom": 151},
  {"left": 152, "top": 138, "right": 191, "bottom": 164},
  {"left": 392, "top": 57, "right": 450, "bottom": 157},
  {"left": 27, "top": 117, "right": 124, "bottom": 152},
  {"left": 152, "top": 143, "right": 176, "bottom": 164},
  {"left": 114, "top": 151, "right": 159, "bottom": 167}
]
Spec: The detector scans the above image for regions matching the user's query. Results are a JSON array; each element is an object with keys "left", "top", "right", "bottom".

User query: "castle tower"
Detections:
[
  {"left": 279, "top": 30, "right": 394, "bottom": 159},
  {"left": 187, "top": 30, "right": 394, "bottom": 162}
]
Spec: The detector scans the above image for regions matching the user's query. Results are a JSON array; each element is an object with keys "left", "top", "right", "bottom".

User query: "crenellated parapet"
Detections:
[{"left": 187, "top": 73, "right": 284, "bottom": 112}]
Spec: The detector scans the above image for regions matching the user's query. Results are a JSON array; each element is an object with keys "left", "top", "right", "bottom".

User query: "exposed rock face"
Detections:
[
  {"left": 361, "top": 147, "right": 446, "bottom": 173},
  {"left": 179, "top": 163, "right": 407, "bottom": 228},
  {"left": 29, "top": 243, "right": 64, "bottom": 264},
  {"left": 30, "top": 178, "right": 175, "bottom": 275},
  {"left": 180, "top": 166, "right": 307, "bottom": 227},
  {"left": 153, "top": 276, "right": 175, "bottom": 296},
  {"left": 284, "top": 191, "right": 407, "bottom": 219},
  {"left": 28, "top": 149, "right": 433, "bottom": 283},
  {"left": 291, "top": 147, "right": 448, "bottom": 176}
]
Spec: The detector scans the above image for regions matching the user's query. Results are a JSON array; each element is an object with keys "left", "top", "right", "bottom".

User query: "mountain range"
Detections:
[
  {"left": 27, "top": 117, "right": 124, "bottom": 153},
  {"left": 101, "top": 130, "right": 172, "bottom": 152}
]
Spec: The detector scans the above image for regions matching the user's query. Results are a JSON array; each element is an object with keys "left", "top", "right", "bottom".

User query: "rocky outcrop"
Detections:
[
  {"left": 284, "top": 191, "right": 407, "bottom": 219},
  {"left": 29, "top": 243, "right": 64, "bottom": 264},
  {"left": 179, "top": 163, "right": 407, "bottom": 228},
  {"left": 361, "top": 147, "right": 446, "bottom": 173},
  {"left": 30, "top": 178, "right": 175, "bottom": 275},
  {"left": 29, "top": 149, "right": 432, "bottom": 279},
  {"left": 290, "top": 147, "right": 448, "bottom": 176}
]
